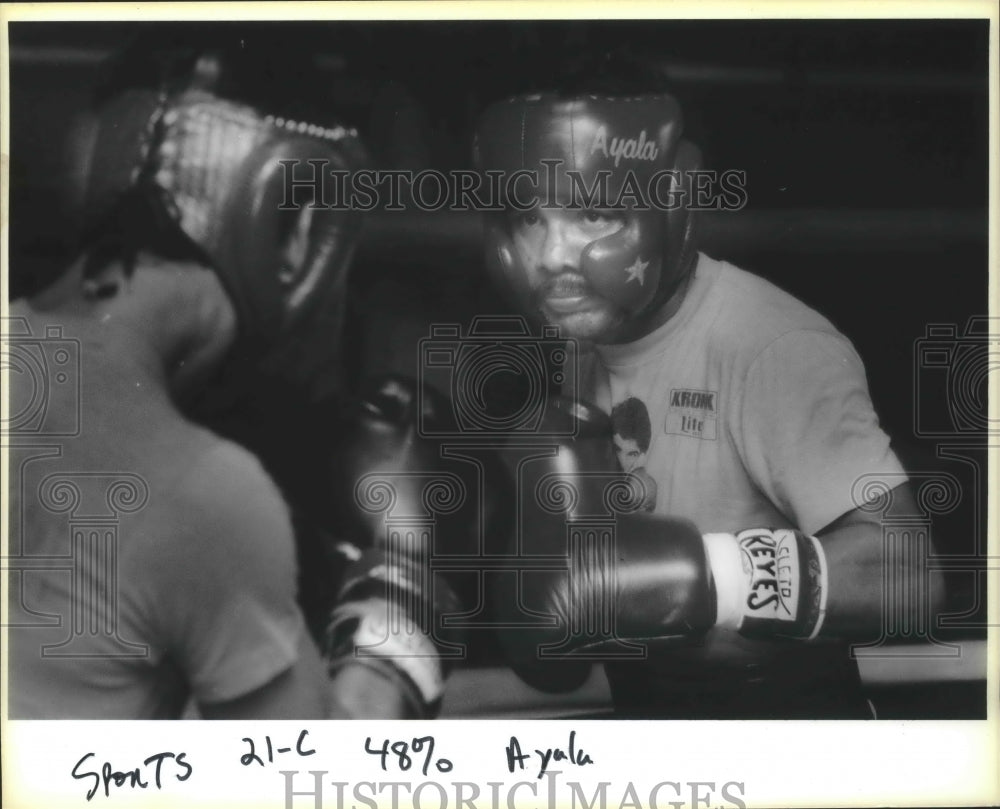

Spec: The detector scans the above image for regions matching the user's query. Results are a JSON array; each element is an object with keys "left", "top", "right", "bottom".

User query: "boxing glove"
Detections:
[
  {"left": 491, "top": 396, "right": 629, "bottom": 693},
  {"left": 495, "top": 392, "right": 827, "bottom": 677},
  {"left": 501, "top": 510, "right": 718, "bottom": 676},
  {"left": 323, "top": 548, "right": 463, "bottom": 718},
  {"left": 502, "top": 520, "right": 828, "bottom": 681}
]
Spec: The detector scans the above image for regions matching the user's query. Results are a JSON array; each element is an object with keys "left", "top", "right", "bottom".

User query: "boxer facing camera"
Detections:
[{"left": 418, "top": 316, "right": 576, "bottom": 438}]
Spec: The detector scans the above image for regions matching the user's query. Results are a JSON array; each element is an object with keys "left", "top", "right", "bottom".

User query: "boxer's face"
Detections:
[
  {"left": 508, "top": 204, "right": 628, "bottom": 342},
  {"left": 613, "top": 433, "right": 647, "bottom": 473}
]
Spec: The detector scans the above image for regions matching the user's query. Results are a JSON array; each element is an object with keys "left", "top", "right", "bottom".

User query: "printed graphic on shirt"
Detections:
[
  {"left": 666, "top": 388, "right": 718, "bottom": 440},
  {"left": 610, "top": 396, "right": 658, "bottom": 512}
]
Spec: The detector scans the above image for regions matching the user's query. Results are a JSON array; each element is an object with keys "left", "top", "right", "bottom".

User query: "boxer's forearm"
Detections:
[
  {"left": 330, "top": 663, "right": 412, "bottom": 719},
  {"left": 817, "top": 483, "right": 946, "bottom": 640},
  {"left": 698, "top": 482, "right": 944, "bottom": 644}
]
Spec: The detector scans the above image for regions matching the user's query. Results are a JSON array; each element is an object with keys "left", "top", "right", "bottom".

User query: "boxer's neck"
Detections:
[{"left": 39, "top": 255, "right": 237, "bottom": 399}]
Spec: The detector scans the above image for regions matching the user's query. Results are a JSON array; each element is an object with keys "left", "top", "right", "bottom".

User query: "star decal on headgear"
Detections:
[{"left": 624, "top": 256, "right": 649, "bottom": 285}]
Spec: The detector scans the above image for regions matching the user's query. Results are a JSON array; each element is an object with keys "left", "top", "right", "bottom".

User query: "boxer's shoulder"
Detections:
[
  {"left": 181, "top": 432, "right": 288, "bottom": 513},
  {"left": 145, "top": 431, "right": 295, "bottom": 565},
  {"left": 693, "top": 254, "right": 842, "bottom": 363}
]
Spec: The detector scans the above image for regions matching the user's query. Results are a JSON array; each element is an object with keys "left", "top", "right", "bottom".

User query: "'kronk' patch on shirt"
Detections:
[{"left": 666, "top": 388, "right": 718, "bottom": 440}]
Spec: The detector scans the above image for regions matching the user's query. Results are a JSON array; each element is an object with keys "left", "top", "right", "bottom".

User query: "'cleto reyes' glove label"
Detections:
[
  {"left": 740, "top": 529, "right": 802, "bottom": 619},
  {"left": 736, "top": 529, "right": 828, "bottom": 640},
  {"left": 702, "top": 529, "right": 828, "bottom": 641}
]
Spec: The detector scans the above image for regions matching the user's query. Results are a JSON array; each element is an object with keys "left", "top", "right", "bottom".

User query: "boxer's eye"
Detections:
[
  {"left": 581, "top": 208, "right": 620, "bottom": 226},
  {"left": 510, "top": 210, "right": 540, "bottom": 229}
]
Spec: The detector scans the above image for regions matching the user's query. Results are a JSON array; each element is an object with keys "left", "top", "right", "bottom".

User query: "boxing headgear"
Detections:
[
  {"left": 474, "top": 93, "right": 700, "bottom": 320},
  {"left": 77, "top": 85, "right": 366, "bottom": 401}
]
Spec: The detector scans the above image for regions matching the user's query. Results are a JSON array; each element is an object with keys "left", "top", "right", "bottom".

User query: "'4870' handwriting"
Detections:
[{"left": 365, "top": 736, "right": 453, "bottom": 776}]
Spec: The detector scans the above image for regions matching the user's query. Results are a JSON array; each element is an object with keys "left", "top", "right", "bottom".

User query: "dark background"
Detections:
[
  {"left": 8, "top": 20, "right": 990, "bottom": 433},
  {"left": 7, "top": 19, "right": 991, "bottom": 716}
]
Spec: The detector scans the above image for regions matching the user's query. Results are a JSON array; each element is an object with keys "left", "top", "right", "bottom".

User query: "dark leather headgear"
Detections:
[
  {"left": 474, "top": 93, "right": 700, "bottom": 321},
  {"left": 77, "top": 75, "right": 366, "bottom": 402}
]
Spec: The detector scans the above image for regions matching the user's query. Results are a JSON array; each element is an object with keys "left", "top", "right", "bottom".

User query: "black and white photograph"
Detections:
[{"left": 2, "top": 3, "right": 997, "bottom": 807}]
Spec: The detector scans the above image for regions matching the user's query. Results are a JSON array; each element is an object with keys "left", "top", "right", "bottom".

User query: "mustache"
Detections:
[{"left": 537, "top": 275, "right": 593, "bottom": 298}]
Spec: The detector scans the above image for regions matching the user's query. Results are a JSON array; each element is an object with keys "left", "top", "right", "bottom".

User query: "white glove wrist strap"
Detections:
[
  {"left": 702, "top": 529, "right": 828, "bottom": 640},
  {"left": 702, "top": 533, "right": 745, "bottom": 629}
]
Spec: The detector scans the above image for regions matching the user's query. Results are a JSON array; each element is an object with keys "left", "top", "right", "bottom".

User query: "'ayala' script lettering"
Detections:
[
  {"left": 590, "top": 126, "right": 659, "bottom": 166},
  {"left": 506, "top": 730, "right": 594, "bottom": 779}
]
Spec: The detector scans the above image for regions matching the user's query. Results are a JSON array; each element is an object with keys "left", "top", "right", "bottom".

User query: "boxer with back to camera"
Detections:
[{"left": 8, "top": 41, "right": 459, "bottom": 720}]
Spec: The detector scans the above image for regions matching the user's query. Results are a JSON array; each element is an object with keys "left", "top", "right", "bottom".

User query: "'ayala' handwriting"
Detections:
[
  {"left": 506, "top": 730, "right": 594, "bottom": 779},
  {"left": 71, "top": 751, "right": 192, "bottom": 801}
]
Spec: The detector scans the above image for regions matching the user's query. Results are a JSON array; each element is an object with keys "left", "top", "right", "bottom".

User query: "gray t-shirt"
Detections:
[
  {"left": 573, "top": 252, "right": 905, "bottom": 536},
  {"left": 566, "top": 253, "right": 905, "bottom": 716},
  {"left": 8, "top": 305, "right": 304, "bottom": 718}
]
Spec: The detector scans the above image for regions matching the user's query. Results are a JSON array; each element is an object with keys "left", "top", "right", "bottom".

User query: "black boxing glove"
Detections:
[
  {"left": 510, "top": 524, "right": 829, "bottom": 666},
  {"left": 491, "top": 396, "right": 627, "bottom": 693},
  {"left": 502, "top": 511, "right": 718, "bottom": 674}
]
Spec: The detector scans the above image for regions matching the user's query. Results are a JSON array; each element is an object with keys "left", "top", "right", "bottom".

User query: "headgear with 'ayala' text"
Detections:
[{"left": 474, "top": 91, "right": 700, "bottom": 321}]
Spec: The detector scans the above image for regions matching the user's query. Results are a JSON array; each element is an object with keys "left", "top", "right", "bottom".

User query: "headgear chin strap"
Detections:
[
  {"left": 474, "top": 93, "right": 700, "bottom": 322},
  {"left": 80, "top": 87, "right": 366, "bottom": 403}
]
